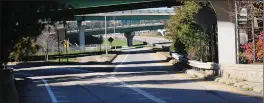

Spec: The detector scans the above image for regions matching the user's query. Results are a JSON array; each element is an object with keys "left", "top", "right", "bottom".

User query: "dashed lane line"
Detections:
[{"left": 111, "top": 53, "right": 168, "bottom": 103}]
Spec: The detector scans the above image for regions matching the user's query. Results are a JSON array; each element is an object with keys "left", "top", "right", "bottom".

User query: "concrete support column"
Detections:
[
  {"left": 210, "top": 0, "right": 237, "bottom": 64},
  {"left": 77, "top": 20, "right": 85, "bottom": 52},
  {"left": 124, "top": 32, "right": 135, "bottom": 46}
]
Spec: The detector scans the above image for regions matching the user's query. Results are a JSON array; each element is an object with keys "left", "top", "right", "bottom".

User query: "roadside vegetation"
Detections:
[
  {"left": 236, "top": 1, "right": 264, "bottom": 64},
  {"left": 9, "top": 37, "right": 143, "bottom": 62},
  {"left": 166, "top": 1, "right": 217, "bottom": 62},
  {"left": 240, "top": 31, "right": 264, "bottom": 63}
]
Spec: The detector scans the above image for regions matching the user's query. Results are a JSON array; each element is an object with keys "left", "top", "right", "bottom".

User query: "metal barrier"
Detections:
[{"left": 170, "top": 53, "right": 218, "bottom": 78}]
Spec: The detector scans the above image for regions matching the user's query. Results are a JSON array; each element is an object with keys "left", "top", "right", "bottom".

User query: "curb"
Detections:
[
  {"left": 155, "top": 52, "right": 171, "bottom": 62},
  {"left": 108, "top": 54, "right": 118, "bottom": 64}
]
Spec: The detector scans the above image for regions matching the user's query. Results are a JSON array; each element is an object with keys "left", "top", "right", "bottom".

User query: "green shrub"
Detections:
[{"left": 9, "top": 37, "right": 40, "bottom": 61}]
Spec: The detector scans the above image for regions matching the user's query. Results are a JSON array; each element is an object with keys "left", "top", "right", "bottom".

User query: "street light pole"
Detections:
[
  {"left": 56, "top": 24, "right": 61, "bottom": 63},
  {"left": 113, "top": 16, "right": 117, "bottom": 50},
  {"left": 235, "top": 0, "right": 240, "bottom": 64},
  {"left": 113, "top": 16, "right": 116, "bottom": 34},
  {"left": 105, "top": 15, "right": 108, "bottom": 55},
  {"left": 262, "top": 0, "right": 264, "bottom": 102}
]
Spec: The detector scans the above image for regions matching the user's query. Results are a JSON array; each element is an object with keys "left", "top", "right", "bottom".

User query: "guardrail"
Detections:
[
  {"left": 170, "top": 53, "right": 217, "bottom": 69},
  {"left": 170, "top": 52, "right": 218, "bottom": 78},
  {"left": 188, "top": 60, "right": 218, "bottom": 70}
]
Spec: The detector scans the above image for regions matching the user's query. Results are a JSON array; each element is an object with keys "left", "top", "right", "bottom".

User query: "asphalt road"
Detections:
[
  {"left": 133, "top": 36, "right": 171, "bottom": 45},
  {"left": 14, "top": 47, "right": 262, "bottom": 103}
]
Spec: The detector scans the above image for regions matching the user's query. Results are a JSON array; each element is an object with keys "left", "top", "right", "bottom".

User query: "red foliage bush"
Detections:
[{"left": 240, "top": 31, "right": 264, "bottom": 63}]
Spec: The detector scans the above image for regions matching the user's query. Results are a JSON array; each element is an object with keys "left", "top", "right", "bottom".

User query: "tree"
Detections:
[
  {"left": 228, "top": 0, "right": 264, "bottom": 63},
  {"left": 9, "top": 37, "right": 40, "bottom": 62},
  {"left": 240, "top": 31, "right": 264, "bottom": 63},
  {"left": 1, "top": 1, "right": 74, "bottom": 67},
  {"left": 166, "top": 1, "right": 218, "bottom": 62},
  {"left": 166, "top": 1, "right": 203, "bottom": 60}
]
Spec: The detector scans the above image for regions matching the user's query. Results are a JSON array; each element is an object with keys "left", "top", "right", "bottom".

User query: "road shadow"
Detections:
[
  {"left": 16, "top": 51, "right": 119, "bottom": 62},
  {"left": 11, "top": 62, "right": 109, "bottom": 68},
  {"left": 23, "top": 73, "right": 263, "bottom": 103},
  {"left": 14, "top": 65, "right": 174, "bottom": 77},
  {"left": 14, "top": 58, "right": 263, "bottom": 103},
  {"left": 152, "top": 42, "right": 171, "bottom": 45}
]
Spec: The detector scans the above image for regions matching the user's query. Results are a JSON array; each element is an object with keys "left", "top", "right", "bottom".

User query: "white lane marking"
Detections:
[
  {"left": 112, "top": 53, "right": 167, "bottom": 103},
  {"left": 112, "top": 77, "right": 167, "bottom": 103},
  {"left": 113, "top": 54, "right": 129, "bottom": 73},
  {"left": 156, "top": 52, "right": 166, "bottom": 60},
  {"left": 15, "top": 73, "right": 58, "bottom": 103},
  {"left": 41, "top": 78, "right": 58, "bottom": 103}
]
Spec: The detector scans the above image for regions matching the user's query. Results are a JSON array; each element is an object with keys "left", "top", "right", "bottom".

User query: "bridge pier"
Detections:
[
  {"left": 209, "top": 0, "right": 237, "bottom": 64},
  {"left": 124, "top": 32, "right": 135, "bottom": 46},
  {"left": 77, "top": 20, "right": 85, "bottom": 52}
]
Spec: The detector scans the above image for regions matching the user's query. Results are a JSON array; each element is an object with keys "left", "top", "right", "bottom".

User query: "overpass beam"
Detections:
[
  {"left": 124, "top": 32, "right": 135, "bottom": 46},
  {"left": 77, "top": 20, "right": 85, "bottom": 52}
]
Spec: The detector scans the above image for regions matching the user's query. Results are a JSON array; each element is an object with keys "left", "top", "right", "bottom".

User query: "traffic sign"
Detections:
[
  {"left": 64, "top": 39, "right": 69, "bottom": 49},
  {"left": 108, "top": 37, "right": 114, "bottom": 43}
]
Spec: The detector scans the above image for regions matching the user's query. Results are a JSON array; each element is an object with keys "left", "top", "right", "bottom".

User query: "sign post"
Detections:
[
  {"left": 64, "top": 38, "right": 69, "bottom": 62},
  {"left": 108, "top": 37, "right": 114, "bottom": 52},
  {"left": 105, "top": 15, "right": 108, "bottom": 55}
]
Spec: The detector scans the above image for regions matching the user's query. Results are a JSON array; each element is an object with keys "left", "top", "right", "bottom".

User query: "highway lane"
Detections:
[
  {"left": 109, "top": 35, "right": 171, "bottom": 47},
  {"left": 14, "top": 47, "right": 262, "bottom": 103},
  {"left": 112, "top": 47, "right": 262, "bottom": 103}
]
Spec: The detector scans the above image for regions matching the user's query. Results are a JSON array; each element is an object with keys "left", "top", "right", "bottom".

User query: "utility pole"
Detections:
[
  {"left": 105, "top": 15, "right": 108, "bottom": 55},
  {"left": 56, "top": 24, "right": 61, "bottom": 63},
  {"left": 113, "top": 16, "right": 116, "bottom": 34},
  {"left": 252, "top": 17, "right": 256, "bottom": 63},
  {"left": 235, "top": 0, "right": 240, "bottom": 64},
  {"left": 249, "top": 1, "right": 257, "bottom": 63},
  {"left": 46, "top": 26, "right": 50, "bottom": 62},
  {"left": 66, "top": 38, "right": 69, "bottom": 62},
  {"left": 113, "top": 16, "right": 117, "bottom": 50},
  {"left": 262, "top": 0, "right": 264, "bottom": 102}
]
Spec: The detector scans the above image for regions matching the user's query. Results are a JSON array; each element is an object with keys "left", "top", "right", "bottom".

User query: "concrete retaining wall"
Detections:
[{"left": 219, "top": 64, "right": 263, "bottom": 83}]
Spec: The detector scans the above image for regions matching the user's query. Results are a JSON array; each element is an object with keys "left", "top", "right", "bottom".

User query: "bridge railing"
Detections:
[{"left": 103, "top": 8, "right": 174, "bottom": 14}]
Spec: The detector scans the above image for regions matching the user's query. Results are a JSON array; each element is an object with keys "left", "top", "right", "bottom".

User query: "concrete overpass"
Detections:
[
  {"left": 74, "top": 8, "right": 175, "bottom": 20},
  {"left": 67, "top": 23, "right": 164, "bottom": 35},
  {"left": 45, "top": 0, "right": 239, "bottom": 64},
  {"left": 40, "top": 0, "right": 183, "bottom": 18},
  {"left": 62, "top": 23, "right": 164, "bottom": 48}
]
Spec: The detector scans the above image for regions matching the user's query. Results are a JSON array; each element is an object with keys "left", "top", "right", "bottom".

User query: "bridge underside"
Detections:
[
  {"left": 68, "top": 25, "right": 164, "bottom": 36},
  {"left": 49, "top": 0, "right": 236, "bottom": 64},
  {"left": 74, "top": 15, "right": 171, "bottom": 21},
  {"left": 42, "top": 0, "right": 183, "bottom": 18}
]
